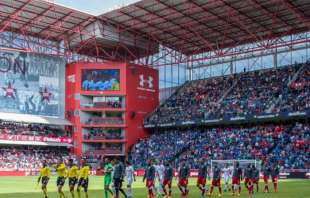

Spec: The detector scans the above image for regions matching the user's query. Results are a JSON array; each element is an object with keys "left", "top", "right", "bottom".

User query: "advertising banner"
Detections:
[
  {"left": 0, "top": 134, "right": 72, "bottom": 144},
  {"left": 145, "top": 111, "right": 310, "bottom": 128}
]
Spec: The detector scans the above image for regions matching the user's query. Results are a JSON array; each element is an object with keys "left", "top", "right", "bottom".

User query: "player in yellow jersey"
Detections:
[
  {"left": 68, "top": 159, "right": 79, "bottom": 198},
  {"left": 54, "top": 159, "right": 67, "bottom": 198},
  {"left": 38, "top": 160, "right": 50, "bottom": 198},
  {"left": 77, "top": 159, "right": 90, "bottom": 198}
]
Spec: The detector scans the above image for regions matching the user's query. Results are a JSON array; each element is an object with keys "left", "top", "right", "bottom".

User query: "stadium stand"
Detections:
[
  {"left": 81, "top": 101, "right": 122, "bottom": 109},
  {"left": 145, "top": 75, "right": 235, "bottom": 124},
  {"left": 85, "top": 117, "right": 124, "bottom": 125},
  {"left": 0, "top": 121, "right": 69, "bottom": 138},
  {"left": 0, "top": 146, "right": 74, "bottom": 171},
  {"left": 216, "top": 65, "right": 298, "bottom": 117},
  {"left": 145, "top": 62, "right": 309, "bottom": 125},
  {"left": 133, "top": 62, "right": 310, "bottom": 171},
  {"left": 86, "top": 117, "right": 124, "bottom": 124},
  {"left": 130, "top": 122, "right": 309, "bottom": 170},
  {"left": 83, "top": 128, "right": 123, "bottom": 140},
  {"left": 276, "top": 65, "right": 310, "bottom": 113}
]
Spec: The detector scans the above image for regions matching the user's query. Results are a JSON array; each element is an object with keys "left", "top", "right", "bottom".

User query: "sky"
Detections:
[{"left": 52, "top": 0, "right": 140, "bottom": 15}]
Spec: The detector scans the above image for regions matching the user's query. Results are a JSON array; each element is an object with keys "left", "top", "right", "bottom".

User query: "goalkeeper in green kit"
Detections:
[{"left": 104, "top": 158, "right": 114, "bottom": 198}]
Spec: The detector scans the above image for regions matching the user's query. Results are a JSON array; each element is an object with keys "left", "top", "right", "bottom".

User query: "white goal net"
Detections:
[{"left": 210, "top": 159, "right": 260, "bottom": 173}]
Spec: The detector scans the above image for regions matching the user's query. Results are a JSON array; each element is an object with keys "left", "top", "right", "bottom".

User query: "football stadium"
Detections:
[{"left": 0, "top": 0, "right": 309, "bottom": 198}]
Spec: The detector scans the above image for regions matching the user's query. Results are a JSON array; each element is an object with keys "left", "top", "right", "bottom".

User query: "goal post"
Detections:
[{"left": 210, "top": 159, "right": 261, "bottom": 172}]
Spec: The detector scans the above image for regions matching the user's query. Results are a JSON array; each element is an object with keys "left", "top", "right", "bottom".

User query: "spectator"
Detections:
[
  {"left": 0, "top": 146, "right": 74, "bottom": 171},
  {"left": 129, "top": 122, "right": 309, "bottom": 170},
  {"left": 145, "top": 62, "right": 307, "bottom": 125}
]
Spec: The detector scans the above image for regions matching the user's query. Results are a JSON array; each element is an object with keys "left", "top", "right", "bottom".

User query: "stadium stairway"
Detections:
[
  {"left": 217, "top": 77, "right": 238, "bottom": 104},
  {"left": 267, "top": 62, "right": 307, "bottom": 113},
  {"left": 169, "top": 143, "right": 191, "bottom": 166},
  {"left": 287, "top": 63, "right": 307, "bottom": 85},
  {"left": 166, "top": 130, "right": 201, "bottom": 166}
]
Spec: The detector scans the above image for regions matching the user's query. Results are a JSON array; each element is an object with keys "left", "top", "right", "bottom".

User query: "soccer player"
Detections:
[
  {"left": 197, "top": 158, "right": 208, "bottom": 198},
  {"left": 208, "top": 165, "right": 222, "bottom": 197},
  {"left": 113, "top": 158, "right": 127, "bottom": 198},
  {"left": 155, "top": 160, "right": 165, "bottom": 196},
  {"left": 244, "top": 164, "right": 253, "bottom": 195},
  {"left": 68, "top": 159, "right": 79, "bottom": 198},
  {"left": 162, "top": 161, "right": 173, "bottom": 198},
  {"left": 104, "top": 158, "right": 114, "bottom": 198},
  {"left": 143, "top": 159, "right": 156, "bottom": 198},
  {"left": 271, "top": 162, "right": 280, "bottom": 192},
  {"left": 111, "top": 162, "right": 116, "bottom": 196},
  {"left": 232, "top": 162, "right": 242, "bottom": 196},
  {"left": 77, "top": 159, "right": 90, "bottom": 198},
  {"left": 125, "top": 161, "right": 136, "bottom": 198},
  {"left": 178, "top": 159, "right": 190, "bottom": 198},
  {"left": 38, "top": 160, "right": 50, "bottom": 198},
  {"left": 222, "top": 164, "right": 231, "bottom": 192},
  {"left": 54, "top": 159, "right": 67, "bottom": 198},
  {"left": 262, "top": 161, "right": 271, "bottom": 193},
  {"left": 251, "top": 165, "right": 259, "bottom": 193},
  {"left": 119, "top": 160, "right": 128, "bottom": 198}
]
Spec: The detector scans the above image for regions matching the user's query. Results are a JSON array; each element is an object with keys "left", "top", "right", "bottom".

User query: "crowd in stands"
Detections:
[
  {"left": 277, "top": 65, "right": 310, "bottom": 113},
  {"left": 0, "top": 121, "right": 68, "bottom": 138},
  {"left": 0, "top": 146, "right": 73, "bottom": 171},
  {"left": 81, "top": 101, "right": 122, "bottom": 109},
  {"left": 130, "top": 122, "right": 309, "bottom": 170},
  {"left": 83, "top": 128, "right": 123, "bottom": 140},
  {"left": 145, "top": 62, "right": 309, "bottom": 125},
  {"left": 85, "top": 117, "right": 124, "bottom": 125},
  {"left": 147, "top": 75, "right": 234, "bottom": 124},
  {"left": 130, "top": 131, "right": 198, "bottom": 167},
  {"left": 217, "top": 66, "right": 296, "bottom": 118},
  {"left": 93, "top": 101, "right": 122, "bottom": 108}
]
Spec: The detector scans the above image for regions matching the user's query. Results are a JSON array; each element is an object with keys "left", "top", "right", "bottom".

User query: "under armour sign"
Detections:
[{"left": 138, "top": 74, "right": 155, "bottom": 92}]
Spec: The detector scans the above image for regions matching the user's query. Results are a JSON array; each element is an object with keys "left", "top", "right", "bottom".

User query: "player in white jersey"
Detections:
[
  {"left": 155, "top": 161, "right": 165, "bottom": 196},
  {"left": 222, "top": 164, "right": 232, "bottom": 192},
  {"left": 125, "top": 161, "right": 136, "bottom": 198}
]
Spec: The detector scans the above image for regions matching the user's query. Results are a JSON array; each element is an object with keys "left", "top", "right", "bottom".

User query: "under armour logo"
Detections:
[{"left": 139, "top": 74, "right": 154, "bottom": 89}]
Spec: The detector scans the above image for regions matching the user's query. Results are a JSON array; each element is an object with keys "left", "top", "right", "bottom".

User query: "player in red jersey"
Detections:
[
  {"left": 196, "top": 158, "right": 208, "bottom": 197},
  {"left": 244, "top": 164, "right": 253, "bottom": 195},
  {"left": 143, "top": 159, "right": 156, "bottom": 198},
  {"left": 262, "top": 161, "right": 271, "bottom": 193},
  {"left": 231, "top": 162, "right": 242, "bottom": 196},
  {"left": 251, "top": 165, "right": 259, "bottom": 193},
  {"left": 162, "top": 161, "right": 173, "bottom": 198},
  {"left": 271, "top": 162, "right": 280, "bottom": 192},
  {"left": 208, "top": 164, "right": 222, "bottom": 197},
  {"left": 177, "top": 159, "right": 190, "bottom": 198}
]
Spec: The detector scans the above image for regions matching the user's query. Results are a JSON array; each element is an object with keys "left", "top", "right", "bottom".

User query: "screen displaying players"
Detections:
[
  {"left": 81, "top": 69, "right": 120, "bottom": 91},
  {"left": 0, "top": 51, "right": 64, "bottom": 117}
]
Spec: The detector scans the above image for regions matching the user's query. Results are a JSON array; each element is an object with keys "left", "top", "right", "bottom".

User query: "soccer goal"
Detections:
[{"left": 210, "top": 159, "right": 261, "bottom": 171}]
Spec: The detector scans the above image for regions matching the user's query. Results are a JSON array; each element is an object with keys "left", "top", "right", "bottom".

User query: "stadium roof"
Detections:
[
  {"left": 0, "top": 112, "right": 72, "bottom": 126},
  {"left": 0, "top": 0, "right": 309, "bottom": 58},
  {"left": 0, "top": 0, "right": 96, "bottom": 42},
  {"left": 101, "top": 0, "right": 310, "bottom": 55}
]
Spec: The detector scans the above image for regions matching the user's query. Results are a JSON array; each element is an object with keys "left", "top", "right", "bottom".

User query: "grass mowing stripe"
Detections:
[{"left": 0, "top": 176, "right": 308, "bottom": 198}]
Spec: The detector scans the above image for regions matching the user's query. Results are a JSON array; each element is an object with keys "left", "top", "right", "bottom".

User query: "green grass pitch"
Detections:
[{"left": 0, "top": 176, "right": 309, "bottom": 198}]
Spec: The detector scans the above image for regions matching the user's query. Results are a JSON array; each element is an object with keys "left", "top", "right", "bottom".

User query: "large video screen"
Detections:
[
  {"left": 0, "top": 51, "right": 65, "bottom": 117},
  {"left": 81, "top": 69, "right": 120, "bottom": 91}
]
